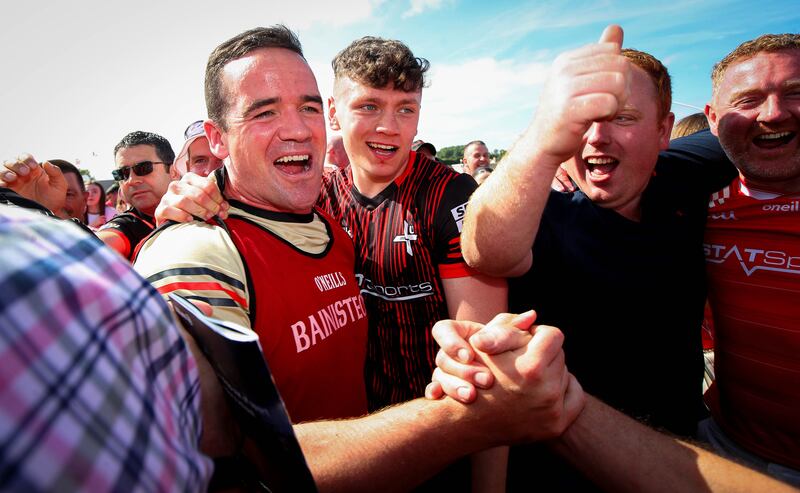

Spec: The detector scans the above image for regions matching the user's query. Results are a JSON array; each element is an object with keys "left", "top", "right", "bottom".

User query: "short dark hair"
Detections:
[
  {"left": 48, "top": 159, "right": 85, "bottom": 192},
  {"left": 622, "top": 48, "right": 672, "bottom": 121},
  {"left": 113, "top": 131, "right": 175, "bottom": 169},
  {"left": 205, "top": 25, "right": 304, "bottom": 130},
  {"left": 332, "top": 36, "right": 429, "bottom": 92},
  {"left": 712, "top": 33, "right": 800, "bottom": 93}
]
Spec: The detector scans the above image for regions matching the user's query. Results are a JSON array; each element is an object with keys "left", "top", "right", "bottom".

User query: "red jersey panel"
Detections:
[
  {"left": 704, "top": 178, "right": 800, "bottom": 469},
  {"left": 319, "top": 151, "right": 477, "bottom": 410},
  {"left": 225, "top": 208, "right": 369, "bottom": 423}
]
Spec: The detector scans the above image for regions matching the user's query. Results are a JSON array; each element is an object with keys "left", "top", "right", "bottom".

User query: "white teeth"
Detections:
[
  {"left": 757, "top": 132, "right": 792, "bottom": 140},
  {"left": 368, "top": 143, "right": 396, "bottom": 150},
  {"left": 275, "top": 155, "right": 309, "bottom": 163},
  {"left": 586, "top": 157, "right": 616, "bottom": 165}
]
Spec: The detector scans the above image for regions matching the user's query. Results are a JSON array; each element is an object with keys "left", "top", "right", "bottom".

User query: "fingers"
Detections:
[
  {"left": 424, "top": 381, "right": 444, "bottom": 400},
  {"left": 189, "top": 299, "right": 214, "bottom": 317},
  {"left": 435, "top": 347, "right": 494, "bottom": 389},
  {"left": 431, "top": 367, "right": 477, "bottom": 404},
  {"left": 1, "top": 154, "right": 40, "bottom": 184},
  {"left": 431, "top": 319, "right": 485, "bottom": 364},
  {"left": 470, "top": 310, "right": 537, "bottom": 354},
  {"left": 155, "top": 177, "right": 224, "bottom": 226},
  {"left": 598, "top": 24, "right": 623, "bottom": 48},
  {"left": 41, "top": 160, "right": 67, "bottom": 187}
]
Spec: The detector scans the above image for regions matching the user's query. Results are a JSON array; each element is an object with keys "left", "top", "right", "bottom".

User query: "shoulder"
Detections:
[{"left": 135, "top": 221, "right": 242, "bottom": 277}]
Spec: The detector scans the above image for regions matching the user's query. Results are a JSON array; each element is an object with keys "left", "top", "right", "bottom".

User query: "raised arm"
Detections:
[
  {"left": 1, "top": 154, "right": 68, "bottom": 218},
  {"left": 462, "top": 25, "right": 629, "bottom": 277}
]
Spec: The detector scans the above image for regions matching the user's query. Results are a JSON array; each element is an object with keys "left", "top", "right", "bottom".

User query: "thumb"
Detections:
[
  {"left": 598, "top": 24, "right": 623, "bottom": 49},
  {"left": 42, "top": 161, "right": 67, "bottom": 187}
]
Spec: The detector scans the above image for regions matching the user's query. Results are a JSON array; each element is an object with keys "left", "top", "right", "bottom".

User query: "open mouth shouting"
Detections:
[
  {"left": 274, "top": 154, "right": 311, "bottom": 175},
  {"left": 585, "top": 156, "right": 619, "bottom": 180},
  {"left": 367, "top": 142, "right": 399, "bottom": 158},
  {"left": 753, "top": 130, "right": 797, "bottom": 149}
]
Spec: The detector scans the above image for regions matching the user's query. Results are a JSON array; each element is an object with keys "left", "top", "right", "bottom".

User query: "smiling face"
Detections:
[
  {"left": 565, "top": 65, "right": 673, "bottom": 221},
  {"left": 329, "top": 76, "right": 421, "bottom": 197},
  {"left": 205, "top": 47, "right": 326, "bottom": 213},
  {"left": 706, "top": 50, "right": 800, "bottom": 193},
  {"left": 462, "top": 142, "right": 490, "bottom": 174}
]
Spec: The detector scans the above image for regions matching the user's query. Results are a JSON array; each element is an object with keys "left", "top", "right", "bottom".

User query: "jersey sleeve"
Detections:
[
  {"left": 99, "top": 212, "right": 153, "bottom": 259},
  {"left": 133, "top": 221, "right": 252, "bottom": 329},
  {"left": 433, "top": 173, "right": 479, "bottom": 279},
  {"left": 656, "top": 129, "right": 738, "bottom": 195}
]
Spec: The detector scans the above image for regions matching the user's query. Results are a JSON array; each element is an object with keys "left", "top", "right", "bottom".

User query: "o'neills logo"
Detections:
[
  {"left": 705, "top": 243, "right": 800, "bottom": 277},
  {"left": 291, "top": 295, "right": 366, "bottom": 353},
  {"left": 762, "top": 201, "right": 800, "bottom": 213},
  {"left": 314, "top": 271, "right": 347, "bottom": 292},
  {"left": 355, "top": 273, "right": 434, "bottom": 301}
]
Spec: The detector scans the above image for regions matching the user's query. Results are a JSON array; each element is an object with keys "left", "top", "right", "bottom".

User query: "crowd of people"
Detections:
[{"left": 0, "top": 21, "right": 798, "bottom": 493}]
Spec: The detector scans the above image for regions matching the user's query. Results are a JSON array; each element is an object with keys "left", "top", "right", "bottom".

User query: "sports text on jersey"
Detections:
[
  {"left": 705, "top": 243, "right": 800, "bottom": 277},
  {"left": 291, "top": 294, "right": 367, "bottom": 353},
  {"left": 761, "top": 201, "right": 800, "bottom": 213},
  {"left": 450, "top": 202, "right": 468, "bottom": 232},
  {"left": 355, "top": 273, "right": 434, "bottom": 301},
  {"left": 314, "top": 271, "right": 348, "bottom": 292}
]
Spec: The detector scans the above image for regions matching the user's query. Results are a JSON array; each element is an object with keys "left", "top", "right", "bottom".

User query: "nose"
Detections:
[
  {"left": 586, "top": 122, "right": 612, "bottom": 146},
  {"left": 376, "top": 111, "right": 400, "bottom": 135},
  {"left": 759, "top": 94, "right": 789, "bottom": 123},
  {"left": 279, "top": 108, "right": 314, "bottom": 142}
]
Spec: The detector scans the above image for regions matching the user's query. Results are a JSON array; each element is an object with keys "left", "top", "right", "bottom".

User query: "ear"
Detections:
[
  {"left": 704, "top": 103, "right": 720, "bottom": 137},
  {"left": 328, "top": 96, "right": 340, "bottom": 131},
  {"left": 204, "top": 120, "right": 230, "bottom": 160},
  {"left": 659, "top": 112, "right": 676, "bottom": 150}
]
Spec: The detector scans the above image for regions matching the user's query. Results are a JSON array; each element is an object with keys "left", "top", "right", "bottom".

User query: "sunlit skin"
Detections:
[
  {"left": 114, "top": 145, "right": 174, "bottom": 216},
  {"left": 204, "top": 48, "right": 326, "bottom": 214},
  {"left": 329, "top": 77, "right": 421, "bottom": 197},
  {"left": 62, "top": 172, "right": 87, "bottom": 220},
  {"left": 565, "top": 65, "right": 674, "bottom": 221},
  {"left": 462, "top": 142, "right": 490, "bottom": 174},
  {"left": 187, "top": 137, "right": 224, "bottom": 177},
  {"left": 706, "top": 50, "right": 800, "bottom": 193}
]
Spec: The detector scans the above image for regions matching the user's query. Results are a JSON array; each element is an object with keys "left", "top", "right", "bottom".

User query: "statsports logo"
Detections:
[
  {"left": 705, "top": 243, "right": 800, "bottom": 277},
  {"left": 451, "top": 202, "right": 468, "bottom": 232}
]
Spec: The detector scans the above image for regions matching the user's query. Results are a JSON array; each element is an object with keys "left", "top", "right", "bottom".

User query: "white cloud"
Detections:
[
  {"left": 403, "top": 0, "right": 449, "bottom": 18},
  {"left": 417, "top": 56, "right": 552, "bottom": 150}
]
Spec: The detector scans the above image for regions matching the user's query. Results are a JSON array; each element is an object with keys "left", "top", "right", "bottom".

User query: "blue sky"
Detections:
[{"left": 2, "top": 0, "right": 798, "bottom": 179}]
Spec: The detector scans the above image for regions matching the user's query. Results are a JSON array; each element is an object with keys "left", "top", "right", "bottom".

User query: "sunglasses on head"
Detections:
[{"left": 112, "top": 161, "right": 167, "bottom": 181}]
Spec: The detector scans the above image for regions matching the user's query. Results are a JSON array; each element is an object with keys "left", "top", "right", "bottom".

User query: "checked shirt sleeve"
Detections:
[{"left": 0, "top": 206, "right": 212, "bottom": 492}]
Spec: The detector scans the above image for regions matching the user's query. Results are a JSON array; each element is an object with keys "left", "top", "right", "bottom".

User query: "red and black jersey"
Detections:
[
  {"left": 704, "top": 178, "right": 800, "bottom": 469},
  {"left": 98, "top": 207, "right": 155, "bottom": 260},
  {"left": 319, "top": 151, "right": 477, "bottom": 410}
]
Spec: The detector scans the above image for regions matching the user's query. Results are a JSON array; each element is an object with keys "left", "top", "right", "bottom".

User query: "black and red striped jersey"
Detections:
[{"left": 319, "top": 151, "right": 477, "bottom": 410}]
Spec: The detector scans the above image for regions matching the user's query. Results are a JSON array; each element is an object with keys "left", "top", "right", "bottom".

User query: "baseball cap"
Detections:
[
  {"left": 174, "top": 120, "right": 206, "bottom": 175},
  {"left": 412, "top": 140, "right": 437, "bottom": 156}
]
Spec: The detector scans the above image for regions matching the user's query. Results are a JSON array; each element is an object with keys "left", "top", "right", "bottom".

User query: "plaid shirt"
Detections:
[{"left": 0, "top": 205, "right": 212, "bottom": 492}]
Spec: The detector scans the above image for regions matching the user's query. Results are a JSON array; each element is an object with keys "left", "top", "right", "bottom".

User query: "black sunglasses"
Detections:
[{"left": 112, "top": 161, "right": 168, "bottom": 181}]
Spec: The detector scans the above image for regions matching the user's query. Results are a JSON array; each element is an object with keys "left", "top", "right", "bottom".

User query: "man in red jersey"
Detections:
[
  {"left": 134, "top": 26, "right": 370, "bottom": 426},
  {"left": 699, "top": 33, "right": 800, "bottom": 486}
]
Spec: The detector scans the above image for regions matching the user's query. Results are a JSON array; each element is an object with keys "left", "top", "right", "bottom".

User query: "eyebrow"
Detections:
[{"left": 244, "top": 95, "right": 323, "bottom": 117}]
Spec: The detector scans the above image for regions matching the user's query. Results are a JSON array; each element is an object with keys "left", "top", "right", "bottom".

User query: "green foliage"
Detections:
[
  {"left": 436, "top": 145, "right": 465, "bottom": 165},
  {"left": 79, "top": 168, "right": 94, "bottom": 183}
]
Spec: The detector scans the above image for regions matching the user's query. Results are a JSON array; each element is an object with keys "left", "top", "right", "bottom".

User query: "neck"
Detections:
[
  {"left": 351, "top": 157, "right": 410, "bottom": 198},
  {"left": 740, "top": 172, "right": 800, "bottom": 195}
]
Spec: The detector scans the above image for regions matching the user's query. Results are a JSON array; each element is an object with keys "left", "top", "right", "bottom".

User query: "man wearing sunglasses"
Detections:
[{"left": 98, "top": 131, "right": 176, "bottom": 260}]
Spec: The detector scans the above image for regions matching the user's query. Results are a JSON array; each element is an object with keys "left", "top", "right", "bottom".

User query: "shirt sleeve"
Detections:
[
  {"left": 134, "top": 221, "right": 253, "bottom": 329},
  {"left": 433, "top": 173, "right": 479, "bottom": 279},
  {"left": 99, "top": 212, "right": 154, "bottom": 259},
  {"left": 656, "top": 129, "right": 738, "bottom": 195}
]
